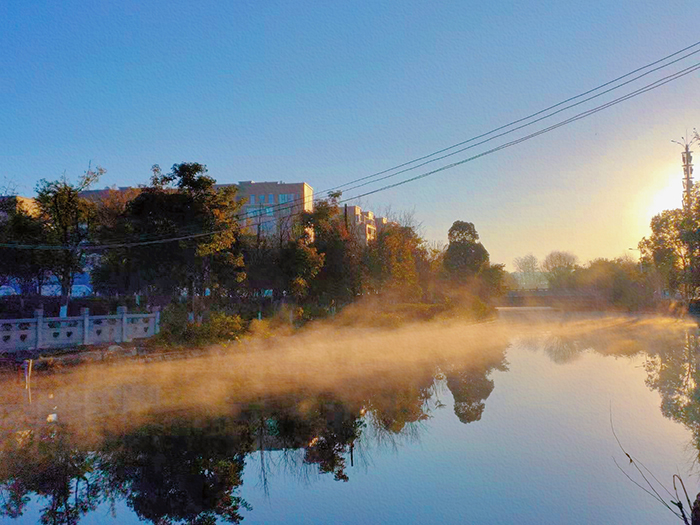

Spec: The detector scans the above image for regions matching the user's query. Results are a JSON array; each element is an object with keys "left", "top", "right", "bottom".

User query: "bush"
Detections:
[
  {"left": 157, "top": 304, "right": 246, "bottom": 346},
  {"left": 204, "top": 312, "right": 245, "bottom": 341}
]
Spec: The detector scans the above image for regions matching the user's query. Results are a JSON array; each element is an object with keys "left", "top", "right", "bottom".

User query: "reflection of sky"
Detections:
[{"left": 238, "top": 346, "right": 691, "bottom": 524}]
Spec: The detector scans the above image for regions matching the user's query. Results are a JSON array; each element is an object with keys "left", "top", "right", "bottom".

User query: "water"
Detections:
[{"left": 1, "top": 314, "right": 698, "bottom": 524}]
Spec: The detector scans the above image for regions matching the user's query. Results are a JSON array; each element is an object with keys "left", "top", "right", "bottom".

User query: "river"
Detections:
[{"left": 0, "top": 312, "right": 698, "bottom": 524}]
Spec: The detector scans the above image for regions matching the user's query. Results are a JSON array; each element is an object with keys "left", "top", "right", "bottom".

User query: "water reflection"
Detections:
[
  {"left": 645, "top": 331, "right": 700, "bottom": 460},
  {"left": 0, "top": 343, "right": 507, "bottom": 523},
  {"left": 5, "top": 315, "right": 699, "bottom": 524},
  {"left": 0, "top": 425, "right": 99, "bottom": 524},
  {"left": 445, "top": 360, "right": 507, "bottom": 424}
]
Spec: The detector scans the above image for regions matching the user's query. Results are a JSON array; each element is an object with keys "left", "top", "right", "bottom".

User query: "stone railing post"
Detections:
[
  {"left": 34, "top": 308, "right": 43, "bottom": 350},
  {"left": 81, "top": 307, "right": 90, "bottom": 345},
  {"left": 117, "top": 306, "right": 128, "bottom": 343}
]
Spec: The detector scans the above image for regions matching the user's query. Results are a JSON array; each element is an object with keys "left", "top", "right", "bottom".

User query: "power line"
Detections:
[
  {"left": 338, "top": 47, "right": 700, "bottom": 195},
  {"left": 216, "top": 58, "right": 700, "bottom": 233},
  {"left": 336, "top": 62, "right": 700, "bottom": 204},
  {"left": 3, "top": 58, "right": 698, "bottom": 251},
  {"left": 219, "top": 39, "right": 700, "bottom": 223},
  {"left": 40, "top": 38, "right": 700, "bottom": 244},
  {"left": 330, "top": 40, "right": 700, "bottom": 192}
]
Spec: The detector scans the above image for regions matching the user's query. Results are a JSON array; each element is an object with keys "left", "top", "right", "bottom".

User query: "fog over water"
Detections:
[{"left": 2, "top": 312, "right": 700, "bottom": 524}]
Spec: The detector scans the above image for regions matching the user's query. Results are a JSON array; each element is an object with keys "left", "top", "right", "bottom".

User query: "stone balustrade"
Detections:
[{"left": 0, "top": 307, "right": 160, "bottom": 354}]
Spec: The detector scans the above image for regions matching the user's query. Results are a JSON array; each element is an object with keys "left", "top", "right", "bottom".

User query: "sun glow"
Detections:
[{"left": 646, "top": 166, "right": 683, "bottom": 219}]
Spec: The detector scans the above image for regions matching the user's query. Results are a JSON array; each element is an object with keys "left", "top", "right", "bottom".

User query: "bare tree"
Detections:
[
  {"left": 541, "top": 251, "right": 578, "bottom": 290},
  {"left": 513, "top": 254, "right": 541, "bottom": 289}
]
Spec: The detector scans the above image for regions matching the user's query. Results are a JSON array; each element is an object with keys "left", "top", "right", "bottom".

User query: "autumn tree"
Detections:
[
  {"left": 302, "top": 194, "right": 365, "bottom": 305},
  {"left": 365, "top": 223, "right": 426, "bottom": 300}
]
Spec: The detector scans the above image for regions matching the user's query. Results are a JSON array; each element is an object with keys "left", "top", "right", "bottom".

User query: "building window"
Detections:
[
  {"left": 269, "top": 193, "right": 274, "bottom": 204},
  {"left": 249, "top": 195, "right": 255, "bottom": 205}
]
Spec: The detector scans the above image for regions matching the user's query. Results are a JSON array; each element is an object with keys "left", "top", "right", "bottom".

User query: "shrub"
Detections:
[
  {"left": 204, "top": 312, "right": 245, "bottom": 341},
  {"left": 157, "top": 305, "right": 246, "bottom": 346}
]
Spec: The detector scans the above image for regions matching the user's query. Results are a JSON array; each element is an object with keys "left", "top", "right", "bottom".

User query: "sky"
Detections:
[{"left": 2, "top": 0, "right": 700, "bottom": 269}]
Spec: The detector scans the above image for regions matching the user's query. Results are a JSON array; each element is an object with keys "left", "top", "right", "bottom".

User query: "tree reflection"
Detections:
[
  {"left": 645, "top": 331, "right": 700, "bottom": 450},
  {"left": 368, "top": 381, "right": 434, "bottom": 435},
  {"left": 0, "top": 425, "right": 99, "bottom": 525},
  {"left": 444, "top": 357, "right": 508, "bottom": 424},
  {"left": 99, "top": 418, "right": 255, "bottom": 524},
  {"left": 0, "top": 352, "right": 509, "bottom": 523},
  {"left": 244, "top": 397, "right": 364, "bottom": 483},
  {"left": 0, "top": 397, "right": 368, "bottom": 522}
]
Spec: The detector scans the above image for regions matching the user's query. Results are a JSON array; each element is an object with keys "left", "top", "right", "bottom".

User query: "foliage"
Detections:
[
  {"left": 574, "top": 257, "right": 652, "bottom": 311},
  {"left": 34, "top": 167, "right": 103, "bottom": 299},
  {"left": 640, "top": 207, "right": 696, "bottom": 300},
  {"left": 157, "top": 303, "right": 246, "bottom": 345},
  {"left": 302, "top": 197, "right": 364, "bottom": 305},
  {"left": 440, "top": 221, "right": 505, "bottom": 303},
  {"left": 365, "top": 223, "right": 426, "bottom": 301},
  {"left": 92, "top": 163, "right": 245, "bottom": 302},
  {"left": 279, "top": 239, "right": 324, "bottom": 301},
  {"left": 3, "top": 163, "right": 518, "bottom": 324},
  {"left": 541, "top": 250, "right": 578, "bottom": 290},
  {"left": 443, "top": 221, "right": 490, "bottom": 281},
  {"left": 0, "top": 206, "right": 52, "bottom": 294}
]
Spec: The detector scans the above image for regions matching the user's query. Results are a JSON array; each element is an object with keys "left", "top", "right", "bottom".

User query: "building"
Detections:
[
  {"left": 221, "top": 181, "right": 314, "bottom": 238},
  {"left": 78, "top": 186, "right": 143, "bottom": 203},
  {"left": 0, "top": 196, "right": 39, "bottom": 221},
  {"left": 80, "top": 180, "right": 315, "bottom": 239},
  {"left": 343, "top": 205, "right": 390, "bottom": 246}
]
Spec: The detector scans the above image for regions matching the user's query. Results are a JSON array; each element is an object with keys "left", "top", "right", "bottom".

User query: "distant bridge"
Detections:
[{"left": 497, "top": 289, "right": 600, "bottom": 309}]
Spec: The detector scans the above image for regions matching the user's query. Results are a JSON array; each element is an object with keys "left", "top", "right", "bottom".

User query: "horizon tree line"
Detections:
[{"left": 0, "top": 163, "right": 506, "bottom": 318}]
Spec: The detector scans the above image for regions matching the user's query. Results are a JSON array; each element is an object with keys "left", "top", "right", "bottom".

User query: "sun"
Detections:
[{"left": 647, "top": 166, "right": 683, "bottom": 218}]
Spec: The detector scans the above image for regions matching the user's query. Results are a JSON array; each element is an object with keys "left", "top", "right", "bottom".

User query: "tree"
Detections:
[
  {"left": 301, "top": 194, "right": 365, "bottom": 305},
  {"left": 278, "top": 238, "right": 324, "bottom": 302},
  {"left": 35, "top": 167, "right": 103, "bottom": 300},
  {"left": 640, "top": 207, "right": 697, "bottom": 301},
  {"left": 513, "top": 254, "right": 542, "bottom": 290},
  {"left": 443, "top": 221, "right": 490, "bottom": 281},
  {"left": 574, "top": 257, "right": 650, "bottom": 310},
  {"left": 541, "top": 250, "right": 578, "bottom": 290},
  {"left": 92, "top": 163, "right": 245, "bottom": 302},
  {"left": 365, "top": 223, "right": 425, "bottom": 300},
  {"left": 447, "top": 220, "right": 479, "bottom": 244},
  {"left": 0, "top": 208, "right": 52, "bottom": 294}
]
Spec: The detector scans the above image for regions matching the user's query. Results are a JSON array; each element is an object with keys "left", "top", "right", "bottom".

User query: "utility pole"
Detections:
[
  {"left": 672, "top": 134, "right": 699, "bottom": 214},
  {"left": 683, "top": 143, "right": 694, "bottom": 214},
  {"left": 673, "top": 133, "right": 700, "bottom": 305}
]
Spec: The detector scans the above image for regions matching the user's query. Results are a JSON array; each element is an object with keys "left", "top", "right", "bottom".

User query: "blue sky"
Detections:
[{"left": 2, "top": 0, "right": 700, "bottom": 267}]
